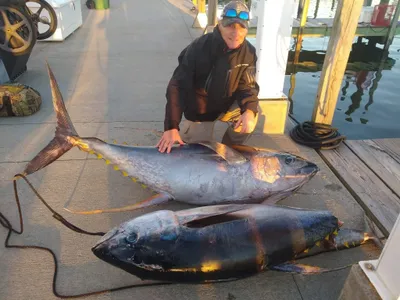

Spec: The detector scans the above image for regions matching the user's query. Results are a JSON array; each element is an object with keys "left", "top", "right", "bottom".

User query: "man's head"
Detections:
[{"left": 218, "top": 1, "right": 249, "bottom": 49}]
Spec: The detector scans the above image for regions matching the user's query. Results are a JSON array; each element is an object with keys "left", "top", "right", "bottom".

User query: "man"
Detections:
[{"left": 156, "top": 0, "right": 260, "bottom": 153}]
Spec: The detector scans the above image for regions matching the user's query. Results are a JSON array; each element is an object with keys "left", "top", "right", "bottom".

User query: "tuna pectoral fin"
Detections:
[
  {"left": 194, "top": 141, "right": 248, "bottom": 165},
  {"left": 262, "top": 190, "right": 295, "bottom": 205},
  {"left": 176, "top": 204, "right": 251, "bottom": 226},
  {"left": 63, "top": 193, "right": 172, "bottom": 215},
  {"left": 270, "top": 262, "right": 327, "bottom": 274},
  {"left": 270, "top": 262, "right": 352, "bottom": 274}
]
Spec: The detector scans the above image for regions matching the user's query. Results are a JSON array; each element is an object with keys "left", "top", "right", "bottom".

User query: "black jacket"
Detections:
[{"left": 164, "top": 25, "right": 260, "bottom": 131}]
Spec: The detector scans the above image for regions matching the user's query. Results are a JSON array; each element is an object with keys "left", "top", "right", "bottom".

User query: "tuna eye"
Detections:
[
  {"left": 285, "top": 156, "right": 295, "bottom": 164},
  {"left": 125, "top": 232, "right": 138, "bottom": 243}
]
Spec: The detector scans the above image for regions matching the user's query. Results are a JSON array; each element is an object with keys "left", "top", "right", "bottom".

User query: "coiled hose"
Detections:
[{"left": 289, "top": 120, "right": 346, "bottom": 150}]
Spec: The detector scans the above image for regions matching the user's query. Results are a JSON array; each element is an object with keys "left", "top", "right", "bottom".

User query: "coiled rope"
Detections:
[{"left": 289, "top": 120, "right": 346, "bottom": 150}]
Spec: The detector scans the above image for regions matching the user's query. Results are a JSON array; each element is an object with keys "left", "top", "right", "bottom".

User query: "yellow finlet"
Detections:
[
  {"left": 315, "top": 241, "right": 321, "bottom": 247},
  {"left": 141, "top": 184, "right": 147, "bottom": 189},
  {"left": 200, "top": 261, "right": 221, "bottom": 272},
  {"left": 333, "top": 229, "right": 338, "bottom": 236},
  {"left": 325, "top": 234, "right": 330, "bottom": 241},
  {"left": 123, "top": 142, "right": 128, "bottom": 145},
  {"left": 89, "top": 150, "right": 95, "bottom": 155},
  {"left": 344, "top": 242, "right": 349, "bottom": 248},
  {"left": 105, "top": 160, "right": 111, "bottom": 164},
  {"left": 303, "top": 248, "right": 309, "bottom": 253},
  {"left": 113, "top": 139, "right": 117, "bottom": 144},
  {"left": 69, "top": 137, "right": 89, "bottom": 150},
  {"left": 131, "top": 177, "right": 137, "bottom": 182},
  {"left": 97, "top": 154, "right": 103, "bottom": 159},
  {"left": 122, "top": 171, "right": 128, "bottom": 176},
  {"left": 113, "top": 165, "right": 120, "bottom": 171}
]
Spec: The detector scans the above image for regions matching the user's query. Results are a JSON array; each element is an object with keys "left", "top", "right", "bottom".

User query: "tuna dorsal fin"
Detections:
[
  {"left": 176, "top": 204, "right": 251, "bottom": 227},
  {"left": 193, "top": 141, "right": 248, "bottom": 165}
]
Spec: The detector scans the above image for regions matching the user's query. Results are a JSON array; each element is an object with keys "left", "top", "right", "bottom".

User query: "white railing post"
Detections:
[
  {"left": 253, "top": 0, "right": 296, "bottom": 134},
  {"left": 359, "top": 214, "right": 400, "bottom": 300},
  {"left": 254, "top": 0, "right": 295, "bottom": 99}
]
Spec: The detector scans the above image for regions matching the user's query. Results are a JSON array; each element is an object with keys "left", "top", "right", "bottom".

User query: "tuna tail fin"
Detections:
[{"left": 20, "top": 62, "right": 79, "bottom": 177}]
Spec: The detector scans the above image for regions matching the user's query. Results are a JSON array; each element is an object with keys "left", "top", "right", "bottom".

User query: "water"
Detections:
[{"left": 247, "top": 0, "right": 400, "bottom": 140}]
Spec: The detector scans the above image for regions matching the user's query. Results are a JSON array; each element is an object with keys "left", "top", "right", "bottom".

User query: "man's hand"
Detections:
[
  {"left": 234, "top": 110, "right": 257, "bottom": 134},
  {"left": 156, "top": 129, "right": 185, "bottom": 153}
]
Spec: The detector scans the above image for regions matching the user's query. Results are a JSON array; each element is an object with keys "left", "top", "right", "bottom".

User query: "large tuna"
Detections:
[
  {"left": 20, "top": 63, "right": 319, "bottom": 214},
  {"left": 92, "top": 204, "right": 375, "bottom": 282}
]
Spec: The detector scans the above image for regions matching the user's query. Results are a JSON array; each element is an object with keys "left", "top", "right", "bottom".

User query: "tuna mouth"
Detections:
[
  {"left": 131, "top": 261, "right": 164, "bottom": 272},
  {"left": 305, "top": 162, "right": 319, "bottom": 176},
  {"left": 92, "top": 227, "right": 119, "bottom": 250}
]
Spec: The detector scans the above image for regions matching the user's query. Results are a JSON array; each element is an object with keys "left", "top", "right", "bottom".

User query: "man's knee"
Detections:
[{"left": 179, "top": 120, "right": 215, "bottom": 143}]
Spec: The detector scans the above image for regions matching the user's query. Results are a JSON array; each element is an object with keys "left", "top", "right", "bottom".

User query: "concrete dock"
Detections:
[{"left": 0, "top": 0, "right": 381, "bottom": 299}]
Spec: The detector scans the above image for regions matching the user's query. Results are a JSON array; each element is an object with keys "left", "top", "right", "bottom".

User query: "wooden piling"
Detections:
[
  {"left": 311, "top": 0, "right": 364, "bottom": 125},
  {"left": 207, "top": 0, "right": 218, "bottom": 26},
  {"left": 383, "top": 0, "right": 400, "bottom": 52},
  {"left": 294, "top": 0, "right": 311, "bottom": 64}
]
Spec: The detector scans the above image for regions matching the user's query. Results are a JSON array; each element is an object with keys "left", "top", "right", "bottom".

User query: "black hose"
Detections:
[
  {"left": 289, "top": 120, "right": 346, "bottom": 150},
  {"left": 0, "top": 174, "right": 173, "bottom": 298}
]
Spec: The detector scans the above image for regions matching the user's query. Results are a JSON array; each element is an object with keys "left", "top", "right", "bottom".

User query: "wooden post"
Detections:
[
  {"left": 311, "top": 0, "right": 364, "bottom": 125},
  {"left": 203, "top": 0, "right": 218, "bottom": 33},
  {"left": 383, "top": 0, "right": 400, "bottom": 52},
  {"left": 294, "top": 0, "right": 310, "bottom": 64},
  {"left": 207, "top": 0, "right": 218, "bottom": 26},
  {"left": 314, "top": 0, "right": 320, "bottom": 18}
]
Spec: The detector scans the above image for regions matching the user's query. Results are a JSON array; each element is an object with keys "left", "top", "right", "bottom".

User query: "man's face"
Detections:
[{"left": 219, "top": 22, "right": 248, "bottom": 50}]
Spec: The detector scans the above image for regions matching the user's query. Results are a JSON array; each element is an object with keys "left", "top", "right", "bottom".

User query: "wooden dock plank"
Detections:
[
  {"left": 320, "top": 143, "right": 400, "bottom": 237},
  {"left": 373, "top": 139, "right": 400, "bottom": 163},
  {"left": 345, "top": 139, "right": 400, "bottom": 199}
]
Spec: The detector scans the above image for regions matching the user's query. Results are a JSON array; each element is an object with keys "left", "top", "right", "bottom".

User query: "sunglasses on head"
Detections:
[{"left": 223, "top": 9, "right": 249, "bottom": 21}]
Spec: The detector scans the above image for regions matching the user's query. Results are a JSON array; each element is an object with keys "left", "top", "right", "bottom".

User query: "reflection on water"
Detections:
[{"left": 248, "top": 0, "right": 400, "bottom": 140}]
